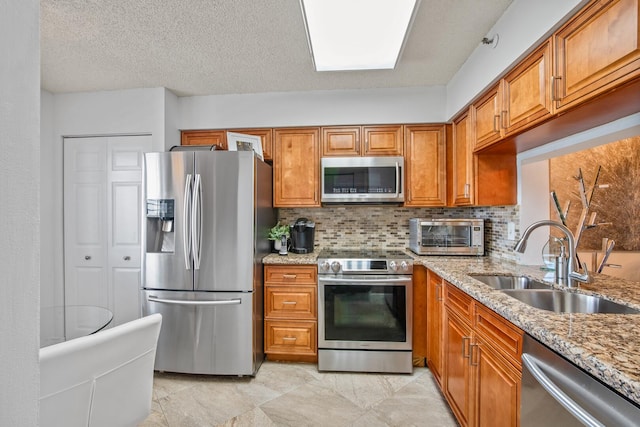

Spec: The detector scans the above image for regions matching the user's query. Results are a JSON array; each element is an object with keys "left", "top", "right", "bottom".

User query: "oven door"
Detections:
[{"left": 318, "top": 275, "right": 412, "bottom": 351}]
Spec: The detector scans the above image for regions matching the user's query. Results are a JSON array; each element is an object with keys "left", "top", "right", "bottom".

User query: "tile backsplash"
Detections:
[{"left": 279, "top": 205, "right": 519, "bottom": 261}]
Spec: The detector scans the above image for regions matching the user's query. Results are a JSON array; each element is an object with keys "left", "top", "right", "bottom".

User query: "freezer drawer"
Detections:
[{"left": 142, "top": 290, "right": 261, "bottom": 376}]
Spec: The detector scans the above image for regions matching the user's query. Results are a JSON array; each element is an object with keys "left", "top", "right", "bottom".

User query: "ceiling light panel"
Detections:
[{"left": 301, "top": 0, "right": 419, "bottom": 71}]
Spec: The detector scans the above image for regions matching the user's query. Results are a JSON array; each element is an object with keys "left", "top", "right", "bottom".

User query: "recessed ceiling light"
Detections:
[{"left": 300, "top": 0, "right": 419, "bottom": 72}]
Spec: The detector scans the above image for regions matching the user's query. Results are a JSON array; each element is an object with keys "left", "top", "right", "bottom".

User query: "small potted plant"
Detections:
[{"left": 268, "top": 222, "right": 290, "bottom": 252}]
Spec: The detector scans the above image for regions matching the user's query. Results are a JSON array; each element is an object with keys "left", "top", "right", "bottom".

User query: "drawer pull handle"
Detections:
[
  {"left": 282, "top": 336, "right": 297, "bottom": 341},
  {"left": 282, "top": 274, "right": 297, "bottom": 279},
  {"left": 282, "top": 301, "right": 297, "bottom": 305}
]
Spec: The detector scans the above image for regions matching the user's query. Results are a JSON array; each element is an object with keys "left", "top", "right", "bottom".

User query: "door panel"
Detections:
[
  {"left": 194, "top": 151, "right": 254, "bottom": 292},
  {"left": 65, "top": 135, "right": 151, "bottom": 330},
  {"left": 143, "top": 151, "right": 194, "bottom": 291},
  {"left": 142, "top": 290, "right": 256, "bottom": 375}
]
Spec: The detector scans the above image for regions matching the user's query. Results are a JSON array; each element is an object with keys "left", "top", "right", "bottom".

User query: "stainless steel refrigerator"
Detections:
[{"left": 141, "top": 150, "right": 274, "bottom": 376}]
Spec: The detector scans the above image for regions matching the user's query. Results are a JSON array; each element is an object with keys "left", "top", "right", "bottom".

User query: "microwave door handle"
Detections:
[
  {"left": 183, "top": 174, "right": 193, "bottom": 270},
  {"left": 394, "top": 161, "right": 400, "bottom": 198}
]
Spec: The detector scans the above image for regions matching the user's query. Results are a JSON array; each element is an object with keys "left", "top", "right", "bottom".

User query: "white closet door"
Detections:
[
  {"left": 64, "top": 135, "right": 152, "bottom": 331},
  {"left": 64, "top": 138, "right": 108, "bottom": 335},
  {"left": 107, "top": 135, "right": 151, "bottom": 325}
]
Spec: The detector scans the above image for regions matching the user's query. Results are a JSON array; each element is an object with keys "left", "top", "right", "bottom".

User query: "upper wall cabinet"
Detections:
[
  {"left": 451, "top": 112, "right": 475, "bottom": 206},
  {"left": 273, "top": 128, "right": 320, "bottom": 207},
  {"left": 404, "top": 125, "right": 447, "bottom": 207},
  {"left": 553, "top": 0, "right": 640, "bottom": 112},
  {"left": 228, "top": 128, "right": 273, "bottom": 161},
  {"left": 471, "top": 85, "right": 502, "bottom": 151},
  {"left": 472, "top": 40, "right": 554, "bottom": 151},
  {"left": 181, "top": 130, "right": 227, "bottom": 150},
  {"left": 182, "top": 129, "right": 273, "bottom": 160},
  {"left": 322, "top": 125, "right": 404, "bottom": 157},
  {"left": 501, "top": 39, "right": 554, "bottom": 136}
]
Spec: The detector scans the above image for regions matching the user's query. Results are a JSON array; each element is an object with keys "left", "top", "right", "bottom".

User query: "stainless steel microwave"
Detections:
[
  {"left": 409, "top": 218, "right": 484, "bottom": 256},
  {"left": 321, "top": 156, "right": 404, "bottom": 204}
]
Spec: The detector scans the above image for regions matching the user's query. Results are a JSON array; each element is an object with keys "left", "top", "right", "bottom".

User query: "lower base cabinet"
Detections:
[
  {"left": 264, "top": 265, "right": 318, "bottom": 362},
  {"left": 434, "top": 271, "right": 523, "bottom": 427}
]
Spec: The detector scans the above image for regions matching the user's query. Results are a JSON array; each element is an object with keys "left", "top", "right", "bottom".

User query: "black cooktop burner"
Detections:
[{"left": 318, "top": 248, "right": 410, "bottom": 260}]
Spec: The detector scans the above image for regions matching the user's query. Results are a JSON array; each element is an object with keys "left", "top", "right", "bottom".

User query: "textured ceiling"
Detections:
[{"left": 40, "top": 0, "right": 513, "bottom": 97}]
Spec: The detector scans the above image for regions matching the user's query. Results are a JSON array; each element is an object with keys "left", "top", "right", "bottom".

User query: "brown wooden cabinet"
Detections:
[
  {"left": 553, "top": 0, "right": 640, "bottom": 112},
  {"left": 426, "top": 269, "right": 445, "bottom": 387},
  {"left": 404, "top": 125, "right": 447, "bottom": 207},
  {"left": 451, "top": 111, "right": 474, "bottom": 206},
  {"left": 363, "top": 125, "right": 404, "bottom": 155},
  {"left": 444, "top": 285, "right": 475, "bottom": 427},
  {"left": 412, "top": 265, "right": 429, "bottom": 367},
  {"left": 229, "top": 128, "right": 273, "bottom": 161},
  {"left": 264, "top": 265, "right": 318, "bottom": 362},
  {"left": 181, "top": 130, "right": 227, "bottom": 149},
  {"left": 273, "top": 127, "right": 320, "bottom": 207},
  {"left": 501, "top": 39, "right": 554, "bottom": 136},
  {"left": 471, "top": 85, "right": 502, "bottom": 151},
  {"left": 433, "top": 275, "right": 524, "bottom": 427},
  {"left": 321, "top": 125, "right": 403, "bottom": 156}
]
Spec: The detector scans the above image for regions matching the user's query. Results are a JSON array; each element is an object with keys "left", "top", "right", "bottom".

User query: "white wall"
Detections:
[
  {"left": 446, "top": 0, "right": 587, "bottom": 118},
  {"left": 179, "top": 86, "right": 447, "bottom": 129},
  {"left": 0, "top": 0, "right": 40, "bottom": 425}
]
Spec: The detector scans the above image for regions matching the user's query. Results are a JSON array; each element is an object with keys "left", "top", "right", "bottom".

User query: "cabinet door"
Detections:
[
  {"left": 471, "top": 85, "right": 502, "bottom": 151},
  {"left": 426, "top": 270, "right": 444, "bottom": 386},
  {"left": 474, "top": 341, "right": 521, "bottom": 427},
  {"left": 404, "top": 125, "right": 447, "bottom": 207},
  {"left": 229, "top": 128, "right": 273, "bottom": 161},
  {"left": 502, "top": 39, "right": 554, "bottom": 136},
  {"left": 553, "top": 0, "right": 640, "bottom": 111},
  {"left": 444, "top": 309, "right": 474, "bottom": 427},
  {"left": 363, "top": 125, "right": 403, "bottom": 156},
  {"left": 181, "top": 130, "right": 227, "bottom": 150},
  {"left": 273, "top": 128, "right": 320, "bottom": 207},
  {"left": 322, "top": 126, "right": 361, "bottom": 156},
  {"left": 452, "top": 111, "right": 474, "bottom": 206}
]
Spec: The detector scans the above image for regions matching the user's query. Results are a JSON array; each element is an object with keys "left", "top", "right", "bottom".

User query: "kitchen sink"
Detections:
[
  {"left": 470, "top": 274, "right": 553, "bottom": 290},
  {"left": 501, "top": 290, "right": 640, "bottom": 314}
]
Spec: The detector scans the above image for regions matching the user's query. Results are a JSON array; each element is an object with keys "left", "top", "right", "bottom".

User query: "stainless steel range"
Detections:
[{"left": 317, "top": 248, "right": 413, "bottom": 374}]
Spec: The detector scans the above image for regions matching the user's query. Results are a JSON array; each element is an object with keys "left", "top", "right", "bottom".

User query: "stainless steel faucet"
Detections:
[{"left": 514, "top": 220, "right": 591, "bottom": 286}]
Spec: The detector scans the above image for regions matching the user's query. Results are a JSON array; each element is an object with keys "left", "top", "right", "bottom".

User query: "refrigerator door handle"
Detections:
[
  {"left": 147, "top": 295, "right": 242, "bottom": 306},
  {"left": 183, "top": 174, "right": 193, "bottom": 270},
  {"left": 191, "top": 173, "right": 203, "bottom": 270}
]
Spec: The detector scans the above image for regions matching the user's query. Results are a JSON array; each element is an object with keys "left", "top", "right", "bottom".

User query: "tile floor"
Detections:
[{"left": 139, "top": 361, "right": 458, "bottom": 427}]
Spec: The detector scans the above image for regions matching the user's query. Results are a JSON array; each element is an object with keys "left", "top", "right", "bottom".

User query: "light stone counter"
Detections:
[
  {"left": 263, "top": 250, "right": 320, "bottom": 265},
  {"left": 263, "top": 249, "right": 640, "bottom": 405},
  {"left": 412, "top": 254, "right": 640, "bottom": 406}
]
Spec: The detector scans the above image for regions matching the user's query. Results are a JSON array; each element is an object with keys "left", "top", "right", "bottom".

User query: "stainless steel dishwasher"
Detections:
[{"left": 521, "top": 334, "right": 640, "bottom": 427}]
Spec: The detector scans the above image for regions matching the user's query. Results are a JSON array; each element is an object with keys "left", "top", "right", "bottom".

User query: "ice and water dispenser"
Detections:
[{"left": 146, "top": 199, "right": 175, "bottom": 253}]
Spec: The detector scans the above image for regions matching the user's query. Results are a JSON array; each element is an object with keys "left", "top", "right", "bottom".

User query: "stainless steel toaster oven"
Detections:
[{"left": 409, "top": 218, "right": 484, "bottom": 256}]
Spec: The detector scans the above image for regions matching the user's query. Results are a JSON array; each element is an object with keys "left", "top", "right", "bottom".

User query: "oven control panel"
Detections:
[{"left": 318, "top": 257, "right": 412, "bottom": 275}]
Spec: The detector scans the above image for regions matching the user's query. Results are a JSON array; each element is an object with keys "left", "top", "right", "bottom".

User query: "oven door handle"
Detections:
[
  {"left": 319, "top": 277, "right": 411, "bottom": 283},
  {"left": 522, "top": 353, "right": 605, "bottom": 427}
]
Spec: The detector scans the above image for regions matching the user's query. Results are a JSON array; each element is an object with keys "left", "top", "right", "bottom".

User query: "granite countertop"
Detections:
[{"left": 263, "top": 249, "right": 640, "bottom": 405}]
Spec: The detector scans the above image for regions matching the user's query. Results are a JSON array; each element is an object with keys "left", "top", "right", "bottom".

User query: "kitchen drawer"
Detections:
[
  {"left": 444, "top": 282, "right": 474, "bottom": 323},
  {"left": 265, "top": 285, "right": 316, "bottom": 319},
  {"left": 264, "top": 265, "right": 317, "bottom": 285},
  {"left": 265, "top": 320, "right": 317, "bottom": 356},
  {"left": 475, "top": 304, "right": 523, "bottom": 369}
]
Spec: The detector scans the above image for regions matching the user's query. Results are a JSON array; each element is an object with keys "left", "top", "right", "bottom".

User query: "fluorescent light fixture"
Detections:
[{"left": 300, "top": 0, "right": 419, "bottom": 71}]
